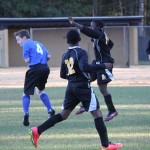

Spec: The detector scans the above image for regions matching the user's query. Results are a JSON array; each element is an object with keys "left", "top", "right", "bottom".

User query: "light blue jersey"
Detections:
[{"left": 23, "top": 39, "right": 50, "bottom": 66}]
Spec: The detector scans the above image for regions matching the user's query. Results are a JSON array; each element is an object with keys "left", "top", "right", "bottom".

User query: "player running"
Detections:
[
  {"left": 29, "top": 29, "right": 122, "bottom": 150},
  {"left": 68, "top": 17, "right": 118, "bottom": 122},
  {"left": 14, "top": 29, "right": 55, "bottom": 126}
]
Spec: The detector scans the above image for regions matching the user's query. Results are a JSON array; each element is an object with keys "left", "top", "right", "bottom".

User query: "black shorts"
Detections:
[
  {"left": 97, "top": 68, "right": 114, "bottom": 85},
  {"left": 90, "top": 68, "right": 114, "bottom": 85},
  {"left": 63, "top": 81, "right": 100, "bottom": 111},
  {"left": 24, "top": 64, "right": 50, "bottom": 95}
]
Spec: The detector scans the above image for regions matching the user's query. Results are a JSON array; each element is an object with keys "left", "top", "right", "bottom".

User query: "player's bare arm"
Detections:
[{"left": 68, "top": 17, "right": 83, "bottom": 30}]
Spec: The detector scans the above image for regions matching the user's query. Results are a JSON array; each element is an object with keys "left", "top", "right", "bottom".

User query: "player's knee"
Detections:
[
  {"left": 35, "top": 87, "right": 44, "bottom": 96},
  {"left": 60, "top": 110, "right": 71, "bottom": 120}
]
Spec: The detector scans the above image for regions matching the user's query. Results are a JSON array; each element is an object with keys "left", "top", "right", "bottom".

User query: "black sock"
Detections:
[
  {"left": 94, "top": 117, "right": 109, "bottom": 147},
  {"left": 38, "top": 113, "right": 63, "bottom": 135},
  {"left": 104, "top": 94, "right": 116, "bottom": 112}
]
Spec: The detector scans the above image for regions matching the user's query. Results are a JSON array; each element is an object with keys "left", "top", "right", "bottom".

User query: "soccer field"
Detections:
[{"left": 0, "top": 86, "right": 149, "bottom": 150}]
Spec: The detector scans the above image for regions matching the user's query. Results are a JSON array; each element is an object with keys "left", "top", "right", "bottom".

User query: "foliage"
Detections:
[{"left": 0, "top": 0, "right": 149, "bottom": 25}]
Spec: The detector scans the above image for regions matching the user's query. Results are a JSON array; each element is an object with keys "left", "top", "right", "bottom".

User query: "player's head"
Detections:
[
  {"left": 91, "top": 19, "right": 104, "bottom": 30},
  {"left": 66, "top": 29, "right": 81, "bottom": 45},
  {"left": 14, "top": 29, "right": 30, "bottom": 46}
]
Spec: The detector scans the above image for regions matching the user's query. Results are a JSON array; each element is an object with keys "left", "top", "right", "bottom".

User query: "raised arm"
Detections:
[
  {"left": 68, "top": 17, "right": 101, "bottom": 39},
  {"left": 68, "top": 17, "right": 83, "bottom": 30}
]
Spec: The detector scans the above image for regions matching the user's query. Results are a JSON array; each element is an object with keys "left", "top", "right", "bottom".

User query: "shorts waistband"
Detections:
[{"left": 29, "top": 63, "right": 47, "bottom": 68}]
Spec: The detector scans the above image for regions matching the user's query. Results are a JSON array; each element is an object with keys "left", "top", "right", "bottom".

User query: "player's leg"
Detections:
[
  {"left": 98, "top": 83, "right": 118, "bottom": 122},
  {"left": 35, "top": 87, "right": 55, "bottom": 118},
  {"left": 79, "top": 84, "right": 122, "bottom": 149},
  {"left": 80, "top": 85, "right": 109, "bottom": 148},
  {"left": 22, "top": 93, "right": 30, "bottom": 126},
  {"left": 29, "top": 83, "right": 78, "bottom": 148},
  {"left": 37, "top": 66, "right": 55, "bottom": 117},
  {"left": 29, "top": 109, "right": 72, "bottom": 148},
  {"left": 22, "top": 69, "right": 36, "bottom": 126},
  {"left": 90, "top": 106, "right": 122, "bottom": 149},
  {"left": 37, "top": 109, "right": 72, "bottom": 135}
]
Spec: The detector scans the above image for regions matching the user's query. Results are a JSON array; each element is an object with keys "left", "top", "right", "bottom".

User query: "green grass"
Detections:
[{"left": 0, "top": 86, "right": 150, "bottom": 150}]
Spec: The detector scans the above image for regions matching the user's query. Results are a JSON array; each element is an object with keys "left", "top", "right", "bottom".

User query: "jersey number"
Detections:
[
  {"left": 36, "top": 44, "right": 43, "bottom": 55},
  {"left": 65, "top": 57, "right": 75, "bottom": 75}
]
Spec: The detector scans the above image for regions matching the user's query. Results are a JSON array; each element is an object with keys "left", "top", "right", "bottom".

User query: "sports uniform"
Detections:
[
  {"left": 68, "top": 17, "right": 118, "bottom": 121},
  {"left": 23, "top": 39, "right": 50, "bottom": 95},
  {"left": 29, "top": 30, "right": 122, "bottom": 150},
  {"left": 81, "top": 26, "right": 114, "bottom": 84},
  {"left": 14, "top": 30, "right": 55, "bottom": 126},
  {"left": 60, "top": 46, "right": 103, "bottom": 111}
]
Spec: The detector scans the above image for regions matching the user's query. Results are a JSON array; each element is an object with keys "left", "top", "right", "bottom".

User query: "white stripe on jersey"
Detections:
[{"left": 88, "top": 88, "right": 97, "bottom": 111}]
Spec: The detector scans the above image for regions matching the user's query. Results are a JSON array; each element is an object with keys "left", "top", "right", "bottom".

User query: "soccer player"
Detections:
[
  {"left": 14, "top": 29, "right": 55, "bottom": 126},
  {"left": 68, "top": 17, "right": 118, "bottom": 122},
  {"left": 29, "top": 29, "right": 122, "bottom": 150}
]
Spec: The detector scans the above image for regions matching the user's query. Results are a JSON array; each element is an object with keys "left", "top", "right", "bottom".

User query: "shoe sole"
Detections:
[
  {"left": 29, "top": 129, "right": 36, "bottom": 148},
  {"left": 104, "top": 113, "right": 118, "bottom": 122}
]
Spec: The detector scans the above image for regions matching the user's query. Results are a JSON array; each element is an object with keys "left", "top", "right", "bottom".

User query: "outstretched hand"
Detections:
[{"left": 68, "top": 17, "right": 74, "bottom": 24}]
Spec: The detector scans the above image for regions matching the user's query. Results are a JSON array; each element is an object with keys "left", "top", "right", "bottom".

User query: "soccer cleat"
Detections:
[
  {"left": 23, "top": 114, "right": 29, "bottom": 126},
  {"left": 75, "top": 106, "right": 86, "bottom": 115},
  {"left": 29, "top": 127, "right": 40, "bottom": 148},
  {"left": 101, "top": 142, "right": 123, "bottom": 150},
  {"left": 48, "top": 108, "right": 55, "bottom": 118},
  {"left": 104, "top": 111, "right": 118, "bottom": 122}
]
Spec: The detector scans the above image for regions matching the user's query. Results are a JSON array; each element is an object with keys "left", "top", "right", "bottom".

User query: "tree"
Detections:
[{"left": 0, "top": 0, "right": 149, "bottom": 25}]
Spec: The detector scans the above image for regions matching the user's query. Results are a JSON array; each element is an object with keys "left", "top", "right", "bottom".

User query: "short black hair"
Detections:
[
  {"left": 14, "top": 29, "right": 30, "bottom": 38},
  {"left": 92, "top": 19, "right": 104, "bottom": 28},
  {"left": 66, "top": 29, "right": 81, "bottom": 44}
]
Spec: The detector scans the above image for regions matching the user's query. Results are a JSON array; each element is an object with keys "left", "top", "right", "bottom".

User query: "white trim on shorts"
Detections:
[
  {"left": 88, "top": 88, "right": 97, "bottom": 112},
  {"left": 105, "top": 69, "right": 114, "bottom": 81}
]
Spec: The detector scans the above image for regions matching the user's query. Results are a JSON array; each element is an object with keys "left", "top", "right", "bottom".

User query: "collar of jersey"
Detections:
[{"left": 69, "top": 46, "right": 80, "bottom": 49}]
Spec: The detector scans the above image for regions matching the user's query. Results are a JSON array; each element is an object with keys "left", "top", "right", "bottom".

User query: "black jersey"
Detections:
[
  {"left": 81, "top": 26, "right": 114, "bottom": 63},
  {"left": 60, "top": 46, "right": 105, "bottom": 82}
]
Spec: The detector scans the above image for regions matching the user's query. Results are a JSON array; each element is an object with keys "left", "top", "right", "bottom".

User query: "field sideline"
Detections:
[{"left": 0, "top": 65, "right": 150, "bottom": 88}]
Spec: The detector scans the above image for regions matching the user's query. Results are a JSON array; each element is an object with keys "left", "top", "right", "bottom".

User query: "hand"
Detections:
[
  {"left": 68, "top": 17, "right": 74, "bottom": 24},
  {"left": 103, "top": 63, "right": 113, "bottom": 69}
]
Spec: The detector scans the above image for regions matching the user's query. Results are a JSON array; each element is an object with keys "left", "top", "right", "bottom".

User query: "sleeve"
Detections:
[
  {"left": 78, "top": 50, "right": 105, "bottom": 73},
  {"left": 81, "top": 26, "right": 103, "bottom": 39},
  {"left": 60, "top": 54, "right": 67, "bottom": 79}
]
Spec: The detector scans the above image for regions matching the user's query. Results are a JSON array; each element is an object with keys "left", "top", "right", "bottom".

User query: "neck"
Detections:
[{"left": 69, "top": 43, "right": 79, "bottom": 47}]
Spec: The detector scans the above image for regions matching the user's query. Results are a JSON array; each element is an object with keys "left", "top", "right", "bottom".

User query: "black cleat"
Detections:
[
  {"left": 23, "top": 114, "right": 29, "bottom": 126},
  {"left": 48, "top": 108, "right": 55, "bottom": 118}
]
